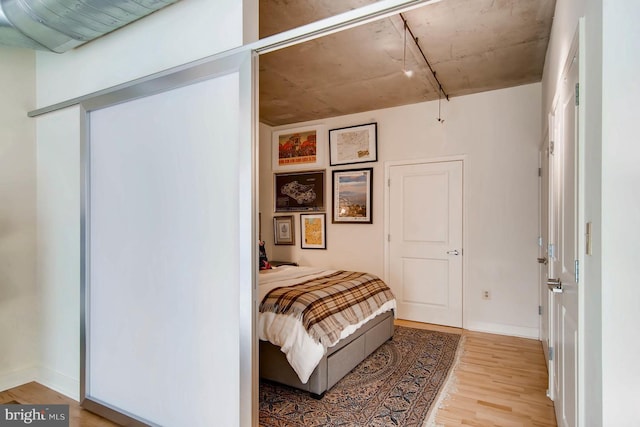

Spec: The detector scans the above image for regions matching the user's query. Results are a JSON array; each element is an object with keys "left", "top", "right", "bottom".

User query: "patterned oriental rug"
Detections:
[{"left": 259, "top": 326, "right": 461, "bottom": 427}]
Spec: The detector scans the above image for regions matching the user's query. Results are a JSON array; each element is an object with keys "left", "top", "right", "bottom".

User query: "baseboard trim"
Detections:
[
  {"left": 464, "top": 321, "right": 539, "bottom": 339},
  {"left": 0, "top": 366, "right": 38, "bottom": 392},
  {"left": 37, "top": 367, "right": 80, "bottom": 401}
]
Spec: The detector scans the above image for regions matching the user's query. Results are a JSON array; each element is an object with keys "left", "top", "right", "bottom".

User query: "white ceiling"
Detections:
[{"left": 259, "top": 0, "right": 556, "bottom": 126}]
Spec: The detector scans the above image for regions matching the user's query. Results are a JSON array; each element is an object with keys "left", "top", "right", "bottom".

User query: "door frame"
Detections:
[
  {"left": 538, "top": 130, "right": 551, "bottom": 373},
  {"left": 384, "top": 155, "right": 467, "bottom": 325},
  {"left": 576, "top": 19, "right": 587, "bottom": 427},
  {"left": 30, "top": 2, "right": 449, "bottom": 426}
]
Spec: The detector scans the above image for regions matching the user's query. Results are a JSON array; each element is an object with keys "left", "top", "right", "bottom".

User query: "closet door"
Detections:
[
  {"left": 388, "top": 160, "right": 463, "bottom": 327},
  {"left": 83, "top": 52, "right": 256, "bottom": 427}
]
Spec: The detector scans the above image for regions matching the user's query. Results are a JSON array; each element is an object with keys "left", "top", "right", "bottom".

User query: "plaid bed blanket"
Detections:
[{"left": 259, "top": 270, "right": 395, "bottom": 347}]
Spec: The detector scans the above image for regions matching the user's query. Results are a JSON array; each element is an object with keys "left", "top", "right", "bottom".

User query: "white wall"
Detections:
[
  {"left": 260, "top": 83, "right": 542, "bottom": 338},
  {"left": 582, "top": 1, "right": 604, "bottom": 425},
  {"left": 35, "top": 0, "right": 245, "bottom": 108},
  {"left": 601, "top": 2, "right": 640, "bottom": 425},
  {"left": 0, "top": 47, "right": 38, "bottom": 390},
  {"left": 36, "top": 107, "right": 82, "bottom": 399},
  {"left": 34, "top": 0, "right": 253, "bottom": 401}
]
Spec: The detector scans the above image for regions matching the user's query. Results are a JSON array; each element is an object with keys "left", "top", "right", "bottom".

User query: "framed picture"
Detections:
[
  {"left": 300, "top": 213, "right": 326, "bottom": 249},
  {"left": 274, "top": 170, "right": 325, "bottom": 212},
  {"left": 332, "top": 168, "right": 373, "bottom": 223},
  {"left": 273, "top": 216, "right": 295, "bottom": 245},
  {"left": 272, "top": 125, "right": 325, "bottom": 171},
  {"left": 329, "top": 122, "right": 377, "bottom": 166}
]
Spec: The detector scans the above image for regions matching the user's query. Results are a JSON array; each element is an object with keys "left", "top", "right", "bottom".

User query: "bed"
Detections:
[{"left": 258, "top": 265, "right": 396, "bottom": 398}]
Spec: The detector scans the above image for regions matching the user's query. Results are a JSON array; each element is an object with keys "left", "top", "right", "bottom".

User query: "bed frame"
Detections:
[{"left": 259, "top": 310, "right": 394, "bottom": 398}]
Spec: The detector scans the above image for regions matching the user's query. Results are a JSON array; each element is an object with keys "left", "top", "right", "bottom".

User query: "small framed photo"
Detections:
[
  {"left": 273, "top": 216, "right": 295, "bottom": 245},
  {"left": 274, "top": 170, "right": 325, "bottom": 212},
  {"left": 273, "top": 125, "right": 325, "bottom": 171},
  {"left": 329, "top": 122, "right": 377, "bottom": 166},
  {"left": 300, "top": 213, "right": 326, "bottom": 249},
  {"left": 332, "top": 168, "right": 373, "bottom": 224}
]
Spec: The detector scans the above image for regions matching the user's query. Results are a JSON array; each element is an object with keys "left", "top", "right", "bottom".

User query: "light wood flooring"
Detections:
[
  {"left": 396, "top": 319, "right": 557, "bottom": 426},
  {"left": 1, "top": 322, "right": 556, "bottom": 426},
  {"left": 0, "top": 381, "right": 118, "bottom": 427}
]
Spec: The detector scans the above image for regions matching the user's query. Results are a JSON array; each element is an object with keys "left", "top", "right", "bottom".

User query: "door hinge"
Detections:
[
  {"left": 538, "top": 236, "right": 543, "bottom": 247},
  {"left": 387, "top": 234, "right": 391, "bottom": 242},
  {"left": 387, "top": 178, "right": 391, "bottom": 187},
  {"left": 538, "top": 167, "right": 542, "bottom": 177},
  {"left": 575, "top": 82, "right": 580, "bottom": 106},
  {"left": 548, "top": 243, "right": 555, "bottom": 259},
  {"left": 575, "top": 259, "right": 580, "bottom": 283},
  {"left": 549, "top": 346, "right": 554, "bottom": 361},
  {"left": 539, "top": 305, "right": 543, "bottom": 315}
]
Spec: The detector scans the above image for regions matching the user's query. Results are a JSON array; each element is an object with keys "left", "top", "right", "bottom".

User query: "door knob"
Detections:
[
  {"left": 446, "top": 249, "right": 460, "bottom": 255},
  {"left": 547, "top": 278, "right": 563, "bottom": 293}
]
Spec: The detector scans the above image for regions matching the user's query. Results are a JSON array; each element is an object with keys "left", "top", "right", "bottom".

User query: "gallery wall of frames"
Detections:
[{"left": 269, "top": 122, "right": 378, "bottom": 250}]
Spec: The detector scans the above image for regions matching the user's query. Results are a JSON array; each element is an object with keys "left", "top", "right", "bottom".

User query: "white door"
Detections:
[
  {"left": 388, "top": 160, "right": 463, "bottom": 327},
  {"left": 549, "top": 50, "right": 579, "bottom": 427}
]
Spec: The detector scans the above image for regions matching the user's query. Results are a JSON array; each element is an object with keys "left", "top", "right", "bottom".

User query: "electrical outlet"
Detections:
[{"left": 482, "top": 290, "right": 490, "bottom": 300}]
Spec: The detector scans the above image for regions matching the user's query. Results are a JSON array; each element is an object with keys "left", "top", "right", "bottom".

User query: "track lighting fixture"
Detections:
[
  {"left": 399, "top": 13, "right": 449, "bottom": 123},
  {"left": 437, "top": 85, "right": 445, "bottom": 123},
  {"left": 402, "top": 21, "right": 413, "bottom": 78}
]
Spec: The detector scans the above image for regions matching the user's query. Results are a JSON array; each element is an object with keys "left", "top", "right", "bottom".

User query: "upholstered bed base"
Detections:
[{"left": 259, "top": 310, "right": 394, "bottom": 398}]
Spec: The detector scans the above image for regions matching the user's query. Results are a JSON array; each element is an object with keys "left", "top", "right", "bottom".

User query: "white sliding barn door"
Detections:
[
  {"left": 83, "top": 52, "right": 256, "bottom": 427},
  {"left": 387, "top": 160, "right": 463, "bottom": 327}
]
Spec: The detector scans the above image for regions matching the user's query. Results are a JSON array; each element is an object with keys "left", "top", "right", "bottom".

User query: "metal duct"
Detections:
[{"left": 0, "top": 0, "right": 180, "bottom": 53}]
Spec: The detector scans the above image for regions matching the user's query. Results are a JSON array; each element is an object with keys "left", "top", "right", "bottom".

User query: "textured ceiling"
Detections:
[{"left": 259, "top": 0, "right": 556, "bottom": 126}]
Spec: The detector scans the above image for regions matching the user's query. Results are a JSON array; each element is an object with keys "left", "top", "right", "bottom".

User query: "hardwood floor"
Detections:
[
  {"left": 0, "top": 382, "right": 117, "bottom": 427},
  {"left": 1, "top": 323, "right": 556, "bottom": 426},
  {"left": 397, "top": 319, "right": 557, "bottom": 426}
]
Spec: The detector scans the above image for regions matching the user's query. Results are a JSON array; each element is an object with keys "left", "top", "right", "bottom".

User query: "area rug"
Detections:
[{"left": 259, "top": 326, "right": 461, "bottom": 427}]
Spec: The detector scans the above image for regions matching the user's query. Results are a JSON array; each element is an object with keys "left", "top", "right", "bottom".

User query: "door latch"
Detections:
[
  {"left": 446, "top": 249, "right": 460, "bottom": 255},
  {"left": 547, "top": 278, "right": 563, "bottom": 293},
  {"left": 537, "top": 257, "right": 548, "bottom": 265}
]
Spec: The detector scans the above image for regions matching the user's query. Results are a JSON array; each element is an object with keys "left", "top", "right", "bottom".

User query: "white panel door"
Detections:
[
  {"left": 549, "top": 50, "right": 579, "bottom": 427},
  {"left": 388, "top": 160, "right": 463, "bottom": 327}
]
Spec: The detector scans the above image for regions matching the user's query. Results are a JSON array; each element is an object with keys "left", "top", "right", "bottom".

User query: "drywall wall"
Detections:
[
  {"left": 35, "top": 0, "right": 245, "bottom": 108},
  {"left": 36, "top": 107, "right": 82, "bottom": 399},
  {"left": 601, "top": 2, "right": 640, "bottom": 425},
  {"left": 260, "top": 83, "right": 542, "bottom": 338},
  {"left": 34, "top": 0, "right": 252, "bottom": 402},
  {"left": 0, "top": 47, "right": 37, "bottom": 391}
]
